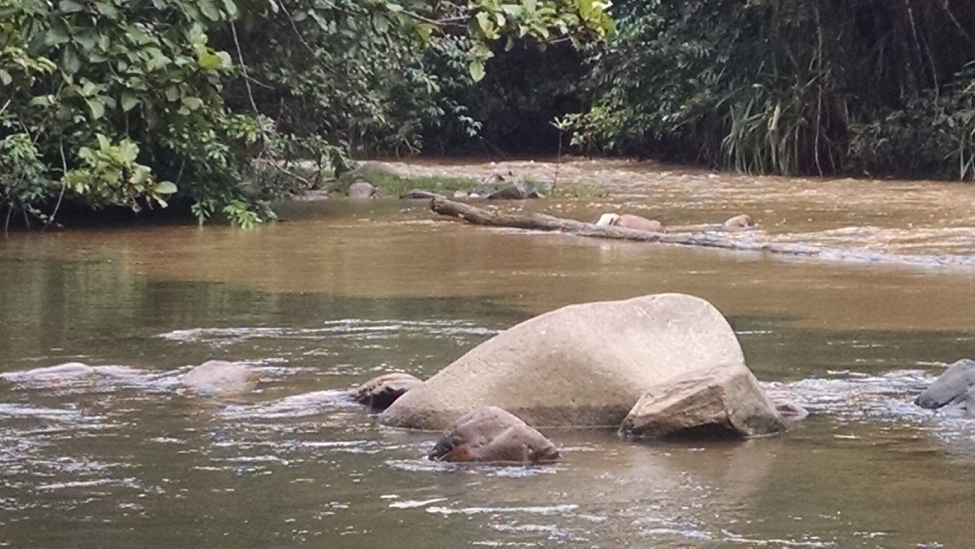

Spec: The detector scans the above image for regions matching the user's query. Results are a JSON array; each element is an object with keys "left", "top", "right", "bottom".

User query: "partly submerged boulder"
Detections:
[
  {"left": 916, "top": 359, "right": 975, "bottom": 416},
  {"left": 352, "top": 372, "right": 422, "bottom": 411},
  {"left": 428, "top": 406, "right": 560, "bottom": 464},
  {"left": 619, "top": 362, "right": 787, "bottom": 438},
  {"left": 182, "top": 360, "right": 258, "bottom": 396},
  {"left": 381, "top": 293, "right": 758, "bottom": 430},
  {"left": 0, "top": 362, "right": 96, "bottom": 385}
]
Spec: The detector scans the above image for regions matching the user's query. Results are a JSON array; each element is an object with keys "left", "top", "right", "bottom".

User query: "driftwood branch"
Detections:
[{"left": 430, "top": 198, "right": 823, "bottom": 258}]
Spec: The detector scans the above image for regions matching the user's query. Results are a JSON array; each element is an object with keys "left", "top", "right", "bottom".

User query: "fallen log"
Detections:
[{"left": 430, "top": 198, "right": 824, "bottom": 258}]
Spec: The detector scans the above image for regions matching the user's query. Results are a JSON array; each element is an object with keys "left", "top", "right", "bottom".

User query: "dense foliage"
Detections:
[
  {"left": 0, "top": 0, "right": 612, "bottom": 228},
  {"left": 3, "top": 0, "right": 973, "bottom": 230},
  {"left": 570, "top": 0, "right": 975, "bottom": 179}
]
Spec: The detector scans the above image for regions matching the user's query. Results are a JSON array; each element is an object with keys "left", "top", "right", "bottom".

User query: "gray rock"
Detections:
[
  {"left": 182, "top": 360, "right": 258, "bottom": 396},
  {"left": 619, "top": 362, "right": 788, "bottom": 438},
  {"left": 348, "top": 180, "right": 379, "bottom": 199},
  {"left": 487, "top": 182, "right": 540, "bottom": 200},
  {"left": 916, "top": 359, "right": 975, "bottom": 416},
  {"left": 380, "top": 293, "right": 750, "bottom": 430},
  {"left": 775, "top": 401, "right": 810, "bottom": 423},
  {"left": 352, "top": 372, "right": 422, "bottom": 411},
  {"left": 428, "top": 406, "right": 560, "bottom": 464}
]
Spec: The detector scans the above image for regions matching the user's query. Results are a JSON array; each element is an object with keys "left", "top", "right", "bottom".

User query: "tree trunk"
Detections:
[{"left": 430, "top": 198, "right": 822, "bottom": 257}]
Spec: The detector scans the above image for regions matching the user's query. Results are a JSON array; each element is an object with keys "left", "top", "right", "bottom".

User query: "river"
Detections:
[{"left": 1, "top": 158, "right": 974, "bottom": 547}]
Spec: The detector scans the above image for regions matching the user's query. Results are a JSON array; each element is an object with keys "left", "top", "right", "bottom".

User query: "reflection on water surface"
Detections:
[{"left": 1, "top": 159, "right": 974, "bottom": 546}]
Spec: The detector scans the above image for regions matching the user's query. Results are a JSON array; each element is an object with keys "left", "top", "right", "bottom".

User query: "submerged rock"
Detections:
[
  {"left": 381, "top": 293, "right": 753, "bottom": 430},
  {"left": 916, "top": 359, "right": 975, "bottom": 416},
  {"left": 182, "top": 360, "right": 258, "bottom": 396},
  {"left": 619, "top": 362, "right": 788, "bottom": 439},
  {"left": 352, "top": 372, "right": 422, "bottom": 411},
  {"left": 428, "top": 406, "right": 559, "bottom": 464},
  {"left": 0, "top": 362, "right": 96, "bottom": 384}
]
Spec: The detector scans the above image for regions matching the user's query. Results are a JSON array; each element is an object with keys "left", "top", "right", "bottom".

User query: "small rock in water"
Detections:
[
  {"left": 915, "top": 359, "right": 975, "bottom": 417},
  {"left": 182, "top": 360, "right": 258, "bottom": 397},
  {"left": 352, "top": 372, "right": 422, "bottom": 411},
  {"left": 428, "top": 406, "right": 560, "bottom": 464},
  {"left": 724, "top": 214, "right": 755, "bottom": 230}
]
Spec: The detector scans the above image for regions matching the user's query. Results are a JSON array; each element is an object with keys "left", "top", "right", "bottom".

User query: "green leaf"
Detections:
[
  {"left": 86, "top": 98, "right": 105, "bottom": 119},
  {"left": 118, "top": 140, "right": 139, "bottom": 163},
  {"left": 73, "top": 28, "right": 98, "bottom": 52},
  {"left": 94, "top": 1, "right": 118, "bottom": 18},
  {"left": 197, "top": 51, "right": 224, "bottom": 70},
  {"left": 221, "top": 0, "right": 238, "bottom": 18},
  {"left": 200, "top": 0, "right": 220, "bottom": 21},
  {"left": 29, "top": 95, "right": 56, "bottom": 107},
  {"left": 0, "top": 69, "right": 10, "bottom": 86},
  {"left": 80, "top": 80, "right": 98, "bottom": 96},
  {"left": 475, "top": 11, "right": 490, "bottom": 33},
  {"left": 59, "top": 0, "right": 85, "bottom": 13},
  {"left": 121, "top": 91, "right": 139, "bottom": 112},
  {"left": 469, "top": 60, "right": 485, "bottom": 82},
  {"left": 501, "top": 4, "right": 522, "bottom": 17},
  {"left": 182, "top": 96, "right": 203, "bottom": 110},
  {"left": 373, "top": 14, "right": 388, "bottom": 33},
  {"left": 153, "top": 181, "right": 177, "bottom": 195},
  {"left": 578, "top": 0, "right": 593, "bottom": 18},
  {"left": 62, "top": 45, "right": 81, "bottom": 74}
]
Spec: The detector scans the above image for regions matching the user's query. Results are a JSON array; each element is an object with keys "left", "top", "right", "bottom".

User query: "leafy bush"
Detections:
[{"left": 0, "top": 0, "right": 614, "bottom": 228}]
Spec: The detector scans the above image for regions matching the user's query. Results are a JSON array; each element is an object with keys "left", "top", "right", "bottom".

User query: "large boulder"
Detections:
[
  {"left": 428, "top": 406, "right": 560, "bottom": 464},
  {"left": 380, "top": 293, "right": 757, "bottom": 430},
  {"left": 916, "top": 359, "right": 975, "bottom": 416},
  {"left": 182, "top": 360, "right": 258, "bottom": 396},
  {"left": 619, "top": 362, "right": 787, "bottom": 438},
  {"left": 352, "top": 372, "right": 422, "bottom": 411}
]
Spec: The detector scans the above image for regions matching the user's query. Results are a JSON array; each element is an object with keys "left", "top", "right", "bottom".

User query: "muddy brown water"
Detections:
[{"left": 1, "top": 158, "right": 974, "bottom": 547}]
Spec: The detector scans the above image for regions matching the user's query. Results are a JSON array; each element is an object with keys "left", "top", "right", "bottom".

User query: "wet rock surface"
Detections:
[
  {"left": 182, "top": 360, "right": 259, "bottom": 396},
  {"left": 619, "top": 362, "right": 789, "bottom": 438},
  {"left": 428, "top": 406, "right": 560, "bottom": 464},
  {"left": 352, "top": 372, "right": 422, "bottom": 411},
  {"left": 916, "top": 359, "right": 975, "bottom": 416}
]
